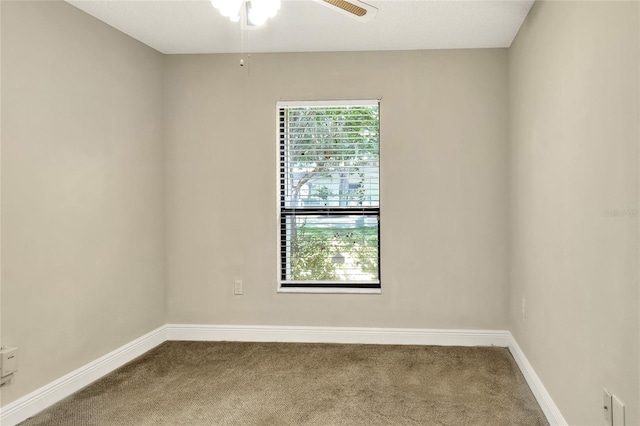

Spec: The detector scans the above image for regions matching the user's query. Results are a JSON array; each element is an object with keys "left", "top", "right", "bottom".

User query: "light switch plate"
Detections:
[
  {"left": 603, "top": 389, "right": 613, "bottom": 426},
  {"left": 612, "top": 395, "right": 625, "bottom": 426}
]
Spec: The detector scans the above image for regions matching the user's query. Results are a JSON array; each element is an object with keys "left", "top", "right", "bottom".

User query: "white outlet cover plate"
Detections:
[
  {"left": 234, "top": 280, "right": 243, "bottom": 295},
  {"left": 603, "top": 389, "right": 613, "bottom": 426},
  {"left": 0, "top": 347, "right": 18, "bottom": 377}
]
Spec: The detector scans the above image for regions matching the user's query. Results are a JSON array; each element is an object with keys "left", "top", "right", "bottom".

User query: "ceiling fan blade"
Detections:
[
  {"left": 317, "top": 0, "right": 378, "bottom": 22},
  {"left": 323, "top": 0, "right": 366, "bottom": 16}
]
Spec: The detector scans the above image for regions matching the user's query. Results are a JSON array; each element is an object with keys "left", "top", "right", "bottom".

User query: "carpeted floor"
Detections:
[{"left": 19, "top": 341, "right": 548, "bottom": 425}]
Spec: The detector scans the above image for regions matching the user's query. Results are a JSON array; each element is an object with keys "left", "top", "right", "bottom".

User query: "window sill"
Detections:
[{"left": 277, "top": 287, "right": 381, "bottom": 295}]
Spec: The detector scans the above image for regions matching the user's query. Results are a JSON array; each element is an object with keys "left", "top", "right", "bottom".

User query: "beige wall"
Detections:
[
  {"left": 0, "top": 0, "right": 3, "bottom": 368},
  {"left": 5, "top": 1, "right": 638, "bottom": 423},
  {"left": 164, "top": 50, "right": 510, "bottom": 329},
  {"left": 509, "top": 1, "right": 640, "bottom": 424},
  {"left": 1, "top": 1, "right": 166, "bottom": 405}
]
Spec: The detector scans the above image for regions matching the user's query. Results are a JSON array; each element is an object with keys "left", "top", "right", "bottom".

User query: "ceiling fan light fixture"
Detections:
[
  {"left": 247, "top": 0, "right": 281, "bottom": 26},
  {"left": 212, "top": 0, "right": 280, "bottom": 27},
  {"left": 211, "top": 0, "right": 243, "bottom": 22}
]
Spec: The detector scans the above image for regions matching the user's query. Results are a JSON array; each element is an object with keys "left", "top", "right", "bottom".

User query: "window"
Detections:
[{"left": 278, "top": 100, "right": 380, "bottom": 292}]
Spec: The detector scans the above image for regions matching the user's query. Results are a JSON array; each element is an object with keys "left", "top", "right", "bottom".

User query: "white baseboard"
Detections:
[
  {"left": 507, "top": 334, "right": 568, "bottom": 426},
  {"left": 166, "top": 324, "right": 511, "bottom": 347},
  {"left": 0, "top": 325, "right": 564, "bottom": 426},
  {"left": 0, "top": 326, "right": 167, "bottom": 426}
]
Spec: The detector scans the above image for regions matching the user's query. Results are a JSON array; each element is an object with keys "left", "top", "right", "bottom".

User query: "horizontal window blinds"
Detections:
[
  {"left": 278, "top": 102, "right": 380, "bottom": 288},
  {"left": 280, "top": 105, "right": 379, "bottom": 209}
]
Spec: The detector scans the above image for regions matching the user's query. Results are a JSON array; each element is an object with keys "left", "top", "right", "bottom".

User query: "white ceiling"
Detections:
[{"left": 65, "top": 0, "right": 534, "bottom": 54}]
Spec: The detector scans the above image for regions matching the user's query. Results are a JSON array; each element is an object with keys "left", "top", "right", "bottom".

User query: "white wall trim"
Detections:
[
  {"left": 166, "top": 324, "right": 511, "bottom": 347},
  {"left": 0, "top": 326, "right": 167, "bottom": 426},
  {"left": 508, "top": 333, "right": 568, "bottom": 426}
]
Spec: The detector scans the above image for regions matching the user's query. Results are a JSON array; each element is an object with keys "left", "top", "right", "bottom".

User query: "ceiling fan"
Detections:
[{"left": 211, "top": 0, "right": 378, "bottom": 29}]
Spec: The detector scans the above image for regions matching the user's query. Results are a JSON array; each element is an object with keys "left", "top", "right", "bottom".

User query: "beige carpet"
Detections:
[{"left": 19, "top": 341, "right": 548, "bottom": 425}]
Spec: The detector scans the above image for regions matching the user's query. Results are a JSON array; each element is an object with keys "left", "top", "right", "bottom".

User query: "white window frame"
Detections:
[{"left": 276, "top": 100, "right": 381, "bottom": 294}]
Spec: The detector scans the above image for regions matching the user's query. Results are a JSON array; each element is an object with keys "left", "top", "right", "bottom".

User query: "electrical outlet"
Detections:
[
  {"left": 603, "top": 389, "right": 613, "bottom": 426},
  {"left": 234, "top": 279, "right": 243, "bottom": 295},
  {"left": 0, "top": 347, "right": 18, "bottom": 377},
  {"left": 612, "top": 395, "right": 625, "bottom": 426}
]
